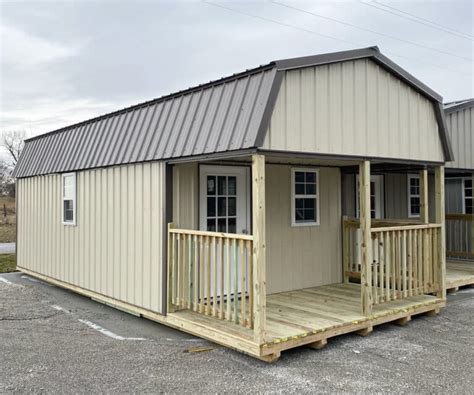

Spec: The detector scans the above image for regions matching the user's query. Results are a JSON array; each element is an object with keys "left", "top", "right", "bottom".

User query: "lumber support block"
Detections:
[
  {"left": 258, "top": 352, "right": 280, "bottom": 363},
  {"left": 394, "top": 316, "right": 411, "bottom": 326},
  {"left": 356, "top": 326, "right": 373, "bottom": 337},
  {"left": 447, "top": 287, "right": 459, "bottom": 294},
  {"left": 425, "top": 308, "right": 440, "bottom": 317},
  {"left": 307, "top": 338, "right": 328, "bottom": 350}
]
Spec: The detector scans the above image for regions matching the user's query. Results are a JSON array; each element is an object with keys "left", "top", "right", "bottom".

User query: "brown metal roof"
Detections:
[{"left": 14, "top": 46, "right": 453, "bottom": 177}]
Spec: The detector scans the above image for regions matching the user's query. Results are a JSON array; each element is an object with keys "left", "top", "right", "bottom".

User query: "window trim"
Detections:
[
  {"left": 291, "top": 167, "right": 320, "bottom": 227},
  {"left": 407, "top": 174, "right": 421, "bottom": 218},
  {"left": 463, "top": 177, "right": 473, "bottom": 214},
  {"left": 62, "top": 172, "right": 77, "bottom": 226}
]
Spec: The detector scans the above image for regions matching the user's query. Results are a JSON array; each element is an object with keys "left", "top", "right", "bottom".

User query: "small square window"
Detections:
[
  {"left": 408, "top": 175, "right": 421, "bottom": 218},
  {"left": 464, "top": 178, "right": 473, "bottom": 214},
  {"left": 62, "top": 173, "right": 76, "bottom": 225},
  {"left": 291, "top": 168, "right": 319, "bottom": 226}
]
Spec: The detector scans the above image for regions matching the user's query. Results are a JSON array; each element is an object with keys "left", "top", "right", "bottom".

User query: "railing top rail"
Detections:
[
  {"left": 446, "top": 213, "right": 474, "bottom": 221},
  {"left": 371, "top": 223, "right": 441, "bottom": 233},
  {"left": 168, "top": 227, "right": 254, "bottom": 241}
]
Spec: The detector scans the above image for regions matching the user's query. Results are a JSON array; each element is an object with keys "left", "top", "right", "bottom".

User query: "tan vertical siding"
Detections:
[
  {"left": 17, "top": 161, "right": 166, "bottom": 314},
  {"left": 446, "top": 106, "right": 474, "bottom": 169},
  {"left": 264, "top": 59, "right": 444, "bottom": 163},
  {"left": 265, "top": 165, "right": 342, "bottom": 294},
  {"left": 172, "top": 162, "right": 342, "bottom": 294},
  {"left": 172, "top": 163, "right": 199, "bottom": 229}
]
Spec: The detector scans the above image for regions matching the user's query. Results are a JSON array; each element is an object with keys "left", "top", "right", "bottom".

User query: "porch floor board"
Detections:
[
  {"left": 446, "top": 260, "right": 474, "bottom": 291},
  {"left": 169, "top": 283, "right": 444, "bottom": 359}
]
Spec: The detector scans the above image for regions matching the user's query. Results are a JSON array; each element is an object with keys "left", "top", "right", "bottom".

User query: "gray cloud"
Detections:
[{"left": 1, "top": 0, "right": 472, "bottom": 137}]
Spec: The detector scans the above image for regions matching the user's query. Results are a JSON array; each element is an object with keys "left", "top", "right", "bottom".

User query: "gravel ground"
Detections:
[{"left": 1, "top": 272, "right": 473, "bottom": 393}]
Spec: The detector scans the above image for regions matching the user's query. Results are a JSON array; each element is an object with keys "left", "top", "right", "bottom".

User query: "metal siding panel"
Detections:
[
  {"left": 154, "top": 98, "right": 182, "bottom": 159},
  {"left": 116, "top": 108, "right": 146, "bottom": 165},
  {"left": 136, "top": 102, "right": 163, "bottom": 163},
  {"left": 192, "top": 84, "right": 224, "bottom": 155},
  {"left": 205, "top": 81, "right": 237, "bottom": 153},
  {"left": 122, "top": 107, "right": 151, "bottom": 164},
  {"left": 242, "top": 71, "right": 272, "bottom": 147},
  {"left": 217, "top": 76, "right": 250, "bottom": 152},
  {"left": 130, "top": 104, "right": 158, "bottom": 163},
  {"left": 83, "top": 117, "right": 111, "bottom": 169},
  {"left": 171, "top": 91, "right": 202, "bottom": 157},
  {"left": 163, "top": 94, "right": 192, "bottom": 158},
  {"left": 264, "top": 59, "right": 445, "bottom": 163},
  {"left": 98, "top": 113, "right": 124, "bottom": 167},
  {"left": 109, "top": 110, "right": 139, "bottom": 166},
  {"left": 144, "top": 100, "right": 172, "bottom": 162}
]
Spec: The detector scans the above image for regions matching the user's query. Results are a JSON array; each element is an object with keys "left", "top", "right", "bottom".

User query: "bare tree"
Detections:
[{"left": 1, "top": 130, "right": 26, "bottom": 168}]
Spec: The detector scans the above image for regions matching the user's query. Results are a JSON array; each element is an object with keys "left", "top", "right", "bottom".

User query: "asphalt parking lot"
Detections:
[{"left": 1, "top": 271, "right": 473, "bottom": 393}]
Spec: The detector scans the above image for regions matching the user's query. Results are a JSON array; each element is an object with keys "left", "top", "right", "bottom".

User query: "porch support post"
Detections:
[
  {"left": 419, "top": 169, "right": 429, "bottom": 224},
  {"left": 252, "top": 154, "right": 266, "bottom": 344},
  {"left": 434, "top": 166, "right": 446, "bottom": 300},
  {"left": 359, "top": 160, "right": 373, "bottom": 316}
]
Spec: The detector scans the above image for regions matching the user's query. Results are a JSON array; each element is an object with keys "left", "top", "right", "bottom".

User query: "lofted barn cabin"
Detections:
[
  {"left": 14, "top": 47, "right": 452, "bottom": 361},
  {"left": 443, "top": 99, "right": 474, "bottom": 290}
]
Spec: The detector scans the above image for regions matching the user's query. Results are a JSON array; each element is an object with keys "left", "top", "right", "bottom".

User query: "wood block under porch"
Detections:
[{"left": 167, "top": 283, "right": 444, "bottom": 361}]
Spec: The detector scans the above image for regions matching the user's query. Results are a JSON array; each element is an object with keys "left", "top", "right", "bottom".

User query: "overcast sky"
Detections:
[{"left": 0, "top": 0, "right": 473, "bottom": 139}]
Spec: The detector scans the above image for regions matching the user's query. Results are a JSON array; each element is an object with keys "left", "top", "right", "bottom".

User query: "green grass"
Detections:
[{"left": 0, "top": 254, "right": 16, "bottom": 273}]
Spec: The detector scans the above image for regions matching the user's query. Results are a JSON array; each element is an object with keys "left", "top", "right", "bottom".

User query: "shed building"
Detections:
[
  {"left": 443, "top": 99, "right": 474, "bottom": 290},
  {"left": 15, "top": 47, "right": 451, "bottom": 361}
]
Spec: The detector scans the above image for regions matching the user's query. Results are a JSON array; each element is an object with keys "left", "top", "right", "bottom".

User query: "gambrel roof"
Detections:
[{"left": 14, "top": 46, "right": 453, "bottom": 178}]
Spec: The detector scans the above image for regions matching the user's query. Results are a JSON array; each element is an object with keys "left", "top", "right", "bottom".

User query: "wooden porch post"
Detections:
[
  {"left": 435, "top": 166, "right": 446, "bottom": 300},
  {"left": 419, "top": 169, "right": 429, "bottom": 224},
  {"left": 359, "top": 160, "right": 373, "bottom": 316},
  {"left": 252, "top": 154, "right": 266, "bottom": 344}
]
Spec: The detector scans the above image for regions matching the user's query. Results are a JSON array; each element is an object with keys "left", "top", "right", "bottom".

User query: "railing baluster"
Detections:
[
  {"left": 379, "top": 233, "right": 384, "bottom": 303},
  {"left": 193, "top": 235, "right": 198, "bottom": 311},
  {"left": 402, "top": 230, "right": 407, "bottom": 298},
  {"left": 373, "top": 236, "right": 378, "bottom": 305},
  {"left": 206, "top": 236, "right": 211, "bottom": 315},
  {"left": 239, "top": 239, "right": 246, "bottom": 326},
  {"left": 213, "top": 236, "right": 218, "bottom": 318},
  {"left": 384, "top": 232, "right": 390, "bottom": 302},
  {"left": 226, "top": 238, "right": 231, "bottom": 321},
  {"left": 220, "top": 238, "right": 225, "bottom": 320},
  {"left": 233, "top": 238, "right": 238, "bottom": 324},
  {"left": 199, "top": 236, "right": 206, "bottom": 314}
]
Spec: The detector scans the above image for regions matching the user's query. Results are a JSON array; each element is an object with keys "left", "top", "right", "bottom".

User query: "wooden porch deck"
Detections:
[
  {"left": 446, "top": 260, "right": 474, "bottom": 291},
  {"left": 169, "top": 283, "right": 444, "bottom": 361}
]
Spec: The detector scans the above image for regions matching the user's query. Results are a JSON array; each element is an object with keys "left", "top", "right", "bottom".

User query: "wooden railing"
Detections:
[
  {"left": 167, "top": 225, "right": 254, "bottom": 329},
  {"left": 446, "top": 214, "right": 474, "bottom": 260},
  {"left": 371, "top": 224, "right": 442, "bottom": 304},
  {"left": 343, "top": 218, "right": 442, "bottom": 304}
]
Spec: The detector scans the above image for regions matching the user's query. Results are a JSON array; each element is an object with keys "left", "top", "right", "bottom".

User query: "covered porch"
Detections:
[{"left": 165, "top": 153, "right": 446, "bottom": 361}]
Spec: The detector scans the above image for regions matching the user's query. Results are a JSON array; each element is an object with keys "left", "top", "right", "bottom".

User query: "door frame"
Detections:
[
  {"left": 355, "top": 174, "right": 385, "bottom": 219},
  {"left": 199, "top": 164, "right": 251, "bottom": 234}
]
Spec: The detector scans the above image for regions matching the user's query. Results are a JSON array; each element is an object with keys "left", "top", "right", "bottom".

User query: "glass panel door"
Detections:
[{"left": 205, "top": 175, "right": 237, "bottom": 233}]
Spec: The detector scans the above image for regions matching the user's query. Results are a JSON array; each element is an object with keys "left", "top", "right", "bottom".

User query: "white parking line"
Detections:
[
  {"left": 51, "top": 305, "right": 71, "bottom": 314},
  {"left": 78, "top": 319, "right": 146, "bottom": 341},
  {"left": 0, "top": 276, "right": 12, "bottom": 285}
]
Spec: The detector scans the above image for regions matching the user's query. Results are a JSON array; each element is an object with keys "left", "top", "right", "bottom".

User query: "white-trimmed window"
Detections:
[
  {"left": 408, "top": 174, "right": 420, "bottom": 218},
  {"left": 464, "top": 178, "right": 473, "bottom": 214},
  {"left": 291, "top": 168, "right": 319, "bottom": 226},
  {"left": 62, "top": 173, "right": 76, "bottom": 225}
]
